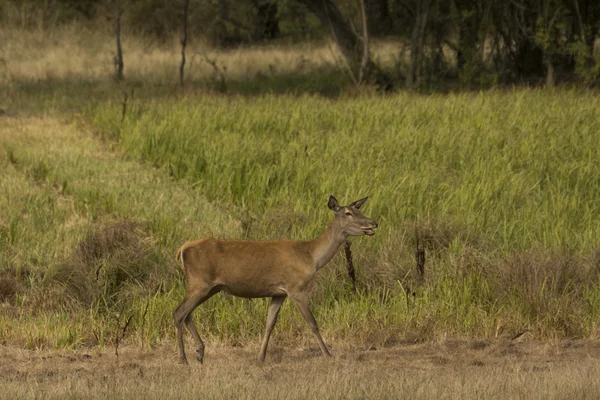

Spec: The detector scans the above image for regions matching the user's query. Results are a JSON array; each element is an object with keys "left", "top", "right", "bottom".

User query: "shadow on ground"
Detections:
[{"left": 1, "top": 68, "right": 354, "bottom": 116}]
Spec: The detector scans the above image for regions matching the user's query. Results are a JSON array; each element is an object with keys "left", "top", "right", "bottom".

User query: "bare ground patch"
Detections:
[{"left": 1, "top": 340, "right": 599, "bottom": 399}]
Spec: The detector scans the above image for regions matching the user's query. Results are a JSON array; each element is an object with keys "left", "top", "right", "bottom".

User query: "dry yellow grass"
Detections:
[
  {"left": 1, "top": 24, "right": 331, "bottom": 83},
  {"left": 0, "top": 24, "right": 401, "bottom": 85},
  {"left": 1, "top": 340, "right": 599, "bottom": 399}
]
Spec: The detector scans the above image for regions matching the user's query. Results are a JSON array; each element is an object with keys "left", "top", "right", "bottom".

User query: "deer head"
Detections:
[{"left": 328, "top": 195, "right": 378, "bottom": 237}]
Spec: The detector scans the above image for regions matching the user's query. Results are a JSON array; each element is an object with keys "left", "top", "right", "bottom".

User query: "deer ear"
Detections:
[
  {"left": 349, "top": 196, "right": 368, "bottom": 209},
  {"left": 328, "top": 195, "right": 340, "bottom": 211}
]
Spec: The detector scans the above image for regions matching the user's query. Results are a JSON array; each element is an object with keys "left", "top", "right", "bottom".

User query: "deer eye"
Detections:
[{"left": 345, "top": 211, "right": 353, "bottom": 217}]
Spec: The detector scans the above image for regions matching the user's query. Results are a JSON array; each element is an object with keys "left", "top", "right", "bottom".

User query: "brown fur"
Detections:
[{"left": 173, "top": 196, "right": 378, "bottom": 364}]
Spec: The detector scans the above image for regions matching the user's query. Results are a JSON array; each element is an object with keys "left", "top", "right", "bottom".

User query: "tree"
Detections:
[
  {"left": 366, "top": 0, "right": 393, "bottom": 36},
  {"left": 298, "top": 0, "right": 392, "bottom": 89},
  {"left": 406, "top": 0, "right": 433, "bottom": 89},
  {"left": 180, "top": 0, "right": 190, "bottom": 87},
  {"left": 256, "top": 1, "right": 281, "bottom": 39},
  {"left": 114, "top": 0, "right": 124, "bottom": 81}
]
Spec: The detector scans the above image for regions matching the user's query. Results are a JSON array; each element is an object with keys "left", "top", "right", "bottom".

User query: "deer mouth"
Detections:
[{"left": 362, "top": 228, "right": 376, "bottom": 236}]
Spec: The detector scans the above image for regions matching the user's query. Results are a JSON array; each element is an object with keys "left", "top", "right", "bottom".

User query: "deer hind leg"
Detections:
[
  {"left": 258, "top": 295, "right": 286, "bottom": 362},
  {"left": 289, "top": 293, "right": 332, "bottom": 358},
  {"left": 173, "top": 286, "right": 218, "bottom": 365}
]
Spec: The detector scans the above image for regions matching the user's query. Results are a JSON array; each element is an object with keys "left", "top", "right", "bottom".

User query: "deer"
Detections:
[{"left": 173, "top": 195, "right": 378, "bottom": 365}]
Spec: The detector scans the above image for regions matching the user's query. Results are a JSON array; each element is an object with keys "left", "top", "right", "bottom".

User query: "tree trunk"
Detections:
[
  {"left": 257, "top": 1, "right": 281, "bottom": 40},
  {"left": 366, "top": 0, "right": 393, "bottom": 36},
  {"left": 180, "top": 0, "right": 190, "bottom": 87},
  {"left": 298, "top": 0, "right": 392, "bottom": 89},
  {"left": 570, "top": 0, "right": 590, "bottom": 46},
  {"left": 407, "top": 0, "right": 432, "bottom": 89},
  {"left": 545, "top": 61, "right": 555, "bottom": 88},
  {"left": 456, "top": 9, "right": 477, "bottom": 71},
  {"left": 114, "top": 0, "right": 124, "bottom": 81},
  {"left": 299, "top": 0, "right": 362, "bottom": 74}
]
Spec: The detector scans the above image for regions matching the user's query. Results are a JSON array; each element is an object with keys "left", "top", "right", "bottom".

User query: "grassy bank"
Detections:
[
  {"left": 1, "top": 25, "right": 600, "bottom": 354},
  {"left": 85, "top": 89, "right": 600, "bottom": 342},
  {"left": 92, "top": 90, "right": 600, "bottom": 251},
  {"left": 0, "top": 117, "right": 241, "bottom": 349},
  {"left": 2, "top": 89, "right": 598, "bottom": 353}
]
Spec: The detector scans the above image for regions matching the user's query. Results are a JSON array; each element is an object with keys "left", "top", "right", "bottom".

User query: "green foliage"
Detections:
[
  {"left": 568, "top": 41, "right": 600, "bottom": 86},
  {"left": 2, "top": 89, "right": 600, "bottom": 351},
  {"left": 93, "top": 90, "right": 600, "bottom": 252},
  {"left": 84, "top": 89, "right": 600, "bottom": 344}
]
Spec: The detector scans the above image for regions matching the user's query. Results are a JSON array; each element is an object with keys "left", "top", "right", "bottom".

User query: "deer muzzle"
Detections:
[{"left": 362, "top": 221, "right": 378, "bottom": 236}]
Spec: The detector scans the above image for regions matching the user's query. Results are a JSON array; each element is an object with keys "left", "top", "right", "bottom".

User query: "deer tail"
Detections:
[{"left": 175, "top": 245, "right": 186, "bottom": 271}]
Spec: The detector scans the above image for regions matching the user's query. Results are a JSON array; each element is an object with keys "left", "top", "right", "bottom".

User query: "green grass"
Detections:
[
  {"left": 2, "top": 87, "right": 600, "bottom": 353},
  {"left": 86, "top": 88, "right": 600, "bottom": 341},
  {"left": 92, "top": 90, "right": 600, "bottom": 253},
  {"left": 0, "top": 117, "right": 239, "bottom": 348}
]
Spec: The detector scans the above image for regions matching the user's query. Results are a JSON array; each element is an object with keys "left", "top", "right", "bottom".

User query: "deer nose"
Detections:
[{"left": 372, "top": 221, "right": 379, "bottom": 228}]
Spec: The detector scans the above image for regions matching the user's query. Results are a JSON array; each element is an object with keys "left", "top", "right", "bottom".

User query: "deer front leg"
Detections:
[
  {"left": 290, "top": 294, "right": 332, "bottom": 358},
  {"left": 258, "top": 295, "right": 286, "bottom": 362}
]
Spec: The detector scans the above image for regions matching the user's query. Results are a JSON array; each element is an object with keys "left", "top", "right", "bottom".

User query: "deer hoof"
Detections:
[{"left": 196, "top": 349, "right": 204, "bottom": 364}]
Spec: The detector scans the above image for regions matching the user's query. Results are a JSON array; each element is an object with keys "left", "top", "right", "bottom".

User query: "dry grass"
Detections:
[
  {"left": 1, "top": 340, "right": 599, "bottom": 399},
  {"left": 0, "top": 24, "right": 399, "bottom": 86},
  {"left": 0, "top": 276, "right": 19, "bottom": 302},
  {"left": 47, "top": 220, "right": 166, "bottom": 307}
]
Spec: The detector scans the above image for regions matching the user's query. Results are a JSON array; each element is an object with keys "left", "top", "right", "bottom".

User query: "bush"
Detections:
[{"left": 47, "top": 220, "right": 171, "bottom": 309}]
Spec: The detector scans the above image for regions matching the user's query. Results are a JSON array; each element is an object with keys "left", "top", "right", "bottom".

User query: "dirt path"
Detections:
[{"left": 1, "top": 340, "right": 599, "bottom": 399}]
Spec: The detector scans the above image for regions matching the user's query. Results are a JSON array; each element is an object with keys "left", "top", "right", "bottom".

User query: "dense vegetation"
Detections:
[
  {"left": 0, "top": 4, "right": 599, "bottom": 354},
  {"left": 1, "top": 0, "right": 599, "bottom": 88},
  {"left": 2, "top": 88, "right": 599, "bottom": 350},
  {"left": 91, "top": 90, "right": 600, "bottom": 340}
]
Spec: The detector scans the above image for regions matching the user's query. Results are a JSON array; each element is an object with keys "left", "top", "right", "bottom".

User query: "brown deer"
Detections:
[{"left": 173, "top": 195, "right": 378, "bottom": 364}]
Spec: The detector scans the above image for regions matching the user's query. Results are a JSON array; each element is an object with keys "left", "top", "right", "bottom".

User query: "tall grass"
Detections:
[
  {"left": 85, "top": 89, "right": 600, "bottom": 341},
  {"left": 2, "top": 24, "right": 600, "bottom": 350},
  {"left": 93, "top": 90, "right": 600, "bottom": 253}
]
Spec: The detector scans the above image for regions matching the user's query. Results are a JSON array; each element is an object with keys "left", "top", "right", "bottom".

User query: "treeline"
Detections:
[{"left": 2, "top": 0, "right": 599, "bottom": 88}]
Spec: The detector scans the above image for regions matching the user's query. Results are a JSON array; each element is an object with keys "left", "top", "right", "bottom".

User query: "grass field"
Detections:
[
  {"left": 1, "top": 25, "right": 600, "bottom": 398},
  {"left": 88, "top": 89, "right": 600, "bottom": 340}
]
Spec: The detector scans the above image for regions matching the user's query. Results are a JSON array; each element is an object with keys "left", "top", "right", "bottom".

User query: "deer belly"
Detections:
[{"left": 218, "top": 281, "right": 287, "bottom": 298}]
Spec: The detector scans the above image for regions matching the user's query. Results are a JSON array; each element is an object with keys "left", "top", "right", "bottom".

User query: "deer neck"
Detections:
[{"left": 310, "top": 221, "right": 346, "bottom": 270}]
